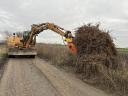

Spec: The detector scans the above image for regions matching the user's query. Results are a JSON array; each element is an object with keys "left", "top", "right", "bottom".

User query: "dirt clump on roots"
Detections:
[{"left": 74, "top": 24, "right": 118, "bottom": 80}]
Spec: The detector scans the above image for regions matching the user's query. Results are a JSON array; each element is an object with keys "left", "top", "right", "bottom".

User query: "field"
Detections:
[
  {"left": 37, "top": 43, "right": 128, "bottom": 96},
  {"left": 117, "top": 48, "right": 128, "bottom": 54}
]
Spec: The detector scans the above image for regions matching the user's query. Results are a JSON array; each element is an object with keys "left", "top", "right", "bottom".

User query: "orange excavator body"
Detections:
[
  {"left": 7, "top": 22, "right": 77, "bottom": 58},
  {"left": 67, "top": 43, "right": 77, "bottom": 55}
]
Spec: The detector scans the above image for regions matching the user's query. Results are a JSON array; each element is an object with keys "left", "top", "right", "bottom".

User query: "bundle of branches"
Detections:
[{"left": 74, "top": 24, "right": 118, "bottom": 79}]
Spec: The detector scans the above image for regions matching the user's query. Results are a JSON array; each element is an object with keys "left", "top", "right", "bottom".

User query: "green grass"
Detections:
[{"left": 117, "top": 48, "right": 128, "bottom": 54}]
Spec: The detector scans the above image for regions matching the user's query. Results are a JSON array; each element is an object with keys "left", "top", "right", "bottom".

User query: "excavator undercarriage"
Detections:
[{"left": 8, "top": 47, "right": 37, "bottom": 57}]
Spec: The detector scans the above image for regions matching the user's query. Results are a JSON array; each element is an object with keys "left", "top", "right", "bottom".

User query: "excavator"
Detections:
[{"left": 7, "top": 23, "right": 77, "bottom": 58}]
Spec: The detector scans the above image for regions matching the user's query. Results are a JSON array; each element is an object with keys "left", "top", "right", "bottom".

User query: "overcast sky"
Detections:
[{"left": 0, "top": 0, "right": 128, "bottom": 47}]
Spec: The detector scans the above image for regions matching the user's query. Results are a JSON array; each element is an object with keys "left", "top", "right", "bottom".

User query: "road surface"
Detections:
[{"left": 0, "top": 58, "right": 111, "bottom": 96}]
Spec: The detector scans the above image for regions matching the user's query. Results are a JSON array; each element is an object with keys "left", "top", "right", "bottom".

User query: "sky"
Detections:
[{"left": 0, "top": 0, "right": 128, "bottom": 47}]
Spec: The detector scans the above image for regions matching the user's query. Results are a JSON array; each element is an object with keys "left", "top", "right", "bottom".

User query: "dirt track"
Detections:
[{"left": 0, "top": 58, "right": 111, "bottom": 96}]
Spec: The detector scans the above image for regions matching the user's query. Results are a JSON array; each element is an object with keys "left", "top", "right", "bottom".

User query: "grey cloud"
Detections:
[{"left": 0, "top": 0, "right": 127, "bottom": 47}]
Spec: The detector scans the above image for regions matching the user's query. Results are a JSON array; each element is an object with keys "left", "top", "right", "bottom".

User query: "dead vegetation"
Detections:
[
  {"left": 0, "top": 45, "right": 7, "bottom": 79},
  {"left": 37, "top": 44, "right": 76, "bottom": 67},
  {"left": 75, "top": 24, "right": 118, "bottom": 70},
  {"left": 74, "top": 24, "right": 118, "bottom": 83},
  {"left": 37, "top": 24, "right": 128, "bottom": 96},
  {"left": 37, "top": 43, "right": 128, "bottom": 96}
]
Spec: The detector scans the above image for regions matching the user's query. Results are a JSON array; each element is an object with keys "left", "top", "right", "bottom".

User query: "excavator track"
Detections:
[{"left": 8, "top": 48, "right": 37, "bottom": 58}]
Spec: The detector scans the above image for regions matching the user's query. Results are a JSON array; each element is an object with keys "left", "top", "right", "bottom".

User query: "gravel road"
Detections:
[{"left": 0, "top": 58, "right": 111, "bottom": 96}]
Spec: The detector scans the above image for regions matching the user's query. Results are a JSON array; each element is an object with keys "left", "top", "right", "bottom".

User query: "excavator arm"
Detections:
[{"left": 25, "top": 22, "right": 77, "bottom": 54}]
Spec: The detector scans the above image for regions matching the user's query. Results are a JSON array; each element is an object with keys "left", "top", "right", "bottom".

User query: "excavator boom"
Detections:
[
  {"left": 26, "top": 22, "right": 77, "bottom": 54},
  {"left": 25, "top": 23, "right": 67, "bottom": 48}
]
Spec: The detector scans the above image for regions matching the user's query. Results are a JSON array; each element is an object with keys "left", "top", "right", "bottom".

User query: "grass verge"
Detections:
[{"left": 0, "top": 45, "right": 7, "bottom": 79}]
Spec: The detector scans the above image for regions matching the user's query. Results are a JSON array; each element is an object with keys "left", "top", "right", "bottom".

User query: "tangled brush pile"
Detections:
[{"left": 74, "top": 24, "right": 118, "bottom": 78}]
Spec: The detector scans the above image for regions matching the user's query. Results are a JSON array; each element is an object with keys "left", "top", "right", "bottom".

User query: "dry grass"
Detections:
[
  {"left": 37, "top": 43, "right": 128, "bottom": 96},
  {"left": 0, "top": 45, "right": 7, "bottom": 56},
  {"left": 36, "top": 43, "right": 76, "bottom": 67},
  {"left": 0, "top": 45, "right": 7, "bottom": 79}
]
